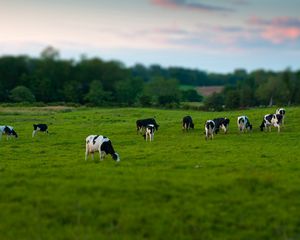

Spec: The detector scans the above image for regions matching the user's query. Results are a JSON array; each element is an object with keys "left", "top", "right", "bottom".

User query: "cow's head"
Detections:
[{"left": 101, "top": 140, "right": 119, "bottom": 161}]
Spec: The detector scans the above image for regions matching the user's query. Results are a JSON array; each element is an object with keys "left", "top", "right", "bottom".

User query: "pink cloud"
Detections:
[
  {"left": 150, "top": 0, "right": 233, "bottom": 12},
  {"left": 248, "top": 16, "right": 300, "bottom": 43},
  {"left": 262, "top": 27, "right": 300, "bottom": 44}
]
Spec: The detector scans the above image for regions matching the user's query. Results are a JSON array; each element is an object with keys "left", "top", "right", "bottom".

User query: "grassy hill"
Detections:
[{"left": 0, "top": 106, "right": 300, "bottom": 240}]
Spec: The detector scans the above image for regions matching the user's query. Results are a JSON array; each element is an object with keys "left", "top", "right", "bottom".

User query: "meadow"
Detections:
[{"left": 0, "top": 106, "right": 300, "bottom": 240}]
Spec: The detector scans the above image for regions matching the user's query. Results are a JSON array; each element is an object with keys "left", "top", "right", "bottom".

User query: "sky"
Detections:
[{"left": 1, "top": 0, "right": 300, "bottom": 73}]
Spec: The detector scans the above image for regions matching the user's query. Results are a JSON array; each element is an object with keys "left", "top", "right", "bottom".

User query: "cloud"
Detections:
[
  {"left": 248, "top": 16, "right": 300, "bottom": 43},
  {"left": 150, "top": 0, "right": 233, "bottom": 12}
]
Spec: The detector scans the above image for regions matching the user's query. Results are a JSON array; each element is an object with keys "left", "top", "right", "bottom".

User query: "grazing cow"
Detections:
[
  {"left": 32, "top": 124, "right": 48, "bottom": 137},
  {"left": 182, "top": 116, "right": 194, "bottom": 131},
  {"left": 143, "top": 124, "right": 155, "bottom": 141},
  {"left": 205, "top": 120, "right": 215, "bottom": 140},
  {"left": 276, "top": 108, "right": 286, "bottom": 126},
  {"left": 136, "top": 118, "right": 159, "bottom": 134},
  {"left": 85, "top": 135, "right": 120, "bottom": 162},
  {"left": 0, "top": 125, "right": 18, "bottom": 140},
  {"left": 260, "top": 114, "right": 283, "bottom": 132},
  {"left": 237, "top": 116, "right": 252, "bottom": 133},
  {"left": 213, "top": 118, "right": 230, "bottom": 134}
]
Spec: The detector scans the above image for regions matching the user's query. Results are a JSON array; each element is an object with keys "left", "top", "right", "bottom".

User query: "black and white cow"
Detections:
[
  {"left": 237, "top": 116, "right": 252, "bottom": 133},
  {"left": 213, "top": 118, "right": 230, "bottom": 134},
  {"left": 136, "top": 118, "right": 159, "bottom": 134},
  {"left": 260, "top": 114, "right": 283, "bottom": 132},
  {"left": 143, "top": 124, "right": 155, "bottom": 141},
  {"left": 32, "top": 124, "right": 48, "bottom": 137},
  {"left": 0, "top": 125, "right": 18, "bottom": 140},
  {"left": 276, "top": 108, "right": 286, "bottom": 126},
  {"left": 205, "top": 120, "right": 215, "bottom": 140},
  {"left": 85, "top": 135, "right": 120, "bottom": 162},
  {"left": 182, "top": 116, "right": 194, "bottom": 131}
]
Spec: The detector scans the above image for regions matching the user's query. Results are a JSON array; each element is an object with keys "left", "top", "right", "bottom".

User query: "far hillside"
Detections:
[{"left": 196, "top": 86, "right": 224, "bottom": 97}]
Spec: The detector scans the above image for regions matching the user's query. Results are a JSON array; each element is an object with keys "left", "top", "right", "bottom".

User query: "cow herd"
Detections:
[
  {"left": 1, "top": 108, "right": 286, "bottom": 162},
  {"left": 204, "top": 108, "right": 285, "bottom": 140}
]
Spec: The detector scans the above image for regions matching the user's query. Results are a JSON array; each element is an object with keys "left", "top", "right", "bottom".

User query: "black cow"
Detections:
[
  {"left": 136, "top": 118, "right": 159, "bottom": 134},
  {"left": 32, "top": 124, "right": 48, "bottom": 137},
  {"left": 182, "top": 116, "right": 194, "bottom": 131},
  {"left": 213, "top": 118, "right": 230, "bottom": 134},
  {"left": 260, "top": 114, "right": 283, "bottom": 132}
]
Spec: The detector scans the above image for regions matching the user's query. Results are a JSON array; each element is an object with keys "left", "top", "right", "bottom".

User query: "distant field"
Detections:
[
  {"left": 197, "top": 86, "right": 224, "bottom": 96},
  {"left": 1, "top": 106, "right": 300, "bottom": 240}
]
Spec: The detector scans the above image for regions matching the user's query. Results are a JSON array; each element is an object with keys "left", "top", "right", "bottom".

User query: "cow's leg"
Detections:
[
  {"left": 32, "top": 130, "right": 37, "bottom": 137},
  {"left": 99, "top": 151, "right": 104, "bottom": 161},
  {"left": 91, "top": 153, "right": 94, "bottom": 160},
  {"left": 85, "top": 149, "right": 88, "bottom": 161}
]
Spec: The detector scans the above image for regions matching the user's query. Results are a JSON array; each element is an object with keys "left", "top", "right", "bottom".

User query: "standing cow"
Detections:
[
  {"left": 205, "top": 120, "right": 215, "bottom": 140},
  {"left": 237, "top": 116, "right": 252, "bottom": 133},
  {"left": 213, "top": 118, "right": 230, "bottom": 134},
  {"left": 0, "top": 125, "right": 18, "bottom": 140},
  {"left": 136, "top": 118, "right": 159, "bottom": 134},
  {"left": 143, "top": 124, "right": 155, "bottom": 141},
  {"left": 182, "top": 116, "right": 194, "bottom": 131},
  {"left": 32, "top": 124, "right": 48, "bottom": 137},
  {"left": 85, "top": 135, "right": 120, "bottom": 162},
  {"left": 260, "top": 114, "right": 283, "bottom": 132}
]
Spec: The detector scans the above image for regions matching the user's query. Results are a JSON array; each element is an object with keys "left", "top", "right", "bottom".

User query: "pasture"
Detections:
[{"left": 0, "top": 106, "right": 300, "bottom": 240}]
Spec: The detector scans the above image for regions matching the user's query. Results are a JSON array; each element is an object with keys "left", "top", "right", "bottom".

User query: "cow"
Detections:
[
  {"left": 85, "top": 135, "right": 120, "bottom": 162},
  {"left": 0, "top": 125, "right": 18, "bottom": 140},
  {"left": 205, "top": 120, "right": 215, "bottom": 140},
  {"left": 136, "top": 118, "right": 159, "bottom": 134},
  {"left": 260, "top": 114, "right": 283, "bottom": 132},
  {"left": 143, "top": 124, "right": 155, "bottom": 141},
  {"left": 32, "top": 124, "right": 48, "bottom": 137},
  {"left": 276, "top": 108, "right": 286, "bottom": 126},
  {"left": 213, "top": 118, "right": 230, "bottom": 134},
  {"left": 237, "top": 116, "right": 252, "bottom": 133},
  {"left": 182, "top": 116, "right": 194, "bottom": 131}
]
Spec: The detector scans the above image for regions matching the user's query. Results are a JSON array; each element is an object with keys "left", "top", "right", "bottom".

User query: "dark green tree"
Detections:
[
  {"left": 84, "top": 80, "right": 111, "bottom": 106},
  {"left": 9, "top": 85, "right": 36, "bottom": 103}
]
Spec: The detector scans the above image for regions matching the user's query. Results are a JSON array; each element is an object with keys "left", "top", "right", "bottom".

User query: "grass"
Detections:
[{"left": 1, "top": 106, "right": 300, "bottom": 240}]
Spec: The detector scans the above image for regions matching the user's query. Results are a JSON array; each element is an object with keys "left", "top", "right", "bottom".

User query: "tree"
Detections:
[
  {"left": 181, "top": 89, "right": 203, "bottom": 102},
  {"left": 40, "top": 46, "right": 60, "bottom": 60},
  {"left": 115, "top": 78, "right": 144, "bottom": 105},
  {"left": 9, "top": 86, "right": 36, "bottom": 103},
  {"left": 84, "top": 80, "right": 111, "bottom": 106},
  {"left": 144, "top": 77, "right": 181, "bottom": 106},
  {"left": 203, "top": 93, "right": 224, "bottom": 111}
]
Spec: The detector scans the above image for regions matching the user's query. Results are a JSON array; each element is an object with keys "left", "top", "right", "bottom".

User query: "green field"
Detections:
[{"left": 1, "top": 106, "right": 300, "bottom": 240}]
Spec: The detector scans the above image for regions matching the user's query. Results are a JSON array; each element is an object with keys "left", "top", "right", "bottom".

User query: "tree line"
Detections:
[{"left": 0, "top": 47, "right": 299, "bottom": 109}]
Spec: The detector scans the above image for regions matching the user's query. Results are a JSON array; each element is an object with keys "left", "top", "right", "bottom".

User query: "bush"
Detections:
[{"left": 9, "top": 86, "right": 36, "bottom": 103}]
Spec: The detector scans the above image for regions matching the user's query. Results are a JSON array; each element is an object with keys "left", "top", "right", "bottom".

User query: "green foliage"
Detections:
[
  {"left": 0, "top": 50, "right": 300, "bottom": 109},
  {"left": 203, "top": 92, "right": 224, "bottom": 111},
  {"left": 9, "top": 85, "right": 36, "bottom": 103},
  {"left": 84, "top": 80, "right": 111, "bottom": 106},
  {"left": 115, "top": 78, "right": 144, "bottom": 105},
  {"left": 144, "top": 77, "right": 181, "bottom": 106},
  {"left": 181, "top": 89, "right": 203, "bottom": 102},
  {"left": 1, "top": 106, "right": 300, "bottom": 240}
]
